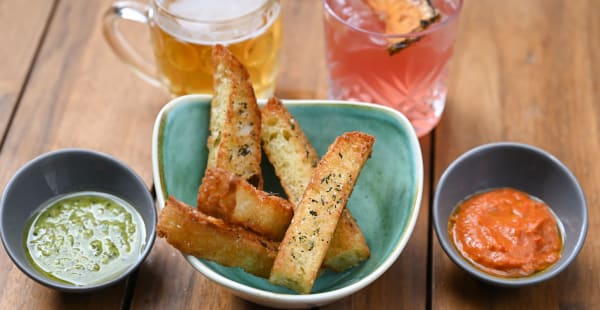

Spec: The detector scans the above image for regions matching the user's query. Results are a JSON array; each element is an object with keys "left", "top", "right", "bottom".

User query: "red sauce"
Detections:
[{"left": 449, "top": 188, "right": 562, "bottom": 278}]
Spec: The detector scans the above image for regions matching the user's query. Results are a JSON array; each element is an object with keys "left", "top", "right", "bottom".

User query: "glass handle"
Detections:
[{"left": 102, "top": 1, "right": 161, "bottom": 87}]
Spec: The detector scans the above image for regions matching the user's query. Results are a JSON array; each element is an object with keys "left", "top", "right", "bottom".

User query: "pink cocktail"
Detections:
[{"left": 323, "top": 0, "right": 463, "bottom": 136}]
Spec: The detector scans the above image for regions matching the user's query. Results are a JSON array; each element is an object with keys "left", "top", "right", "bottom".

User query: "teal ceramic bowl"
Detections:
[{"left": 152, "top": 94, "right": 423, "bottom": 308}]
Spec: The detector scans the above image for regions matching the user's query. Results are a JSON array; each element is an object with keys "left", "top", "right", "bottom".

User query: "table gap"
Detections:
[
  {"left": 426, "top": 131, "right": 436, "bottom": 310},
  {"left": 0, "top": 0, "right": 60, "bottom": 153}
]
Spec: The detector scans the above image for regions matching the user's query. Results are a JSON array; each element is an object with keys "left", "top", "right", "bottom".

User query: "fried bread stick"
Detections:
[
  {"left": 261, "top": 97, "right": 371, "bottom": 271},
  {"left": 207, "top": 44, "right": 263, "bottom": 188},
  {"left": 157, "top": 196, "right": 277, "bottom": 278},
  {"left": 197, "top": 168, "right": 293, "bottom": 241},
  {"left": 269, "top": 132, "right": 375, "bottom": 293}
]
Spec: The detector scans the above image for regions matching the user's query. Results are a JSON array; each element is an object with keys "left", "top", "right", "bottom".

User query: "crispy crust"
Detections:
[
  {"left": 207, "top": 44, "right": 263, "bottom": 188},
  {"left": 324, "top": 209, "right": 370, "bottom": 272},
  {"left": 269, "top": 132, "right": 375, "bottom": 294},
  {"left": 197, "top": 168, "right": 293, "bottom": 241},
  {"left": 157, "top": 196, "right": 278, "bottom": 278},
  {"left": 261, "top": 97, "right": 319, "bottom": 205},
  {"left": 261, "top": 98, "right": 370, "bottom": 271}
]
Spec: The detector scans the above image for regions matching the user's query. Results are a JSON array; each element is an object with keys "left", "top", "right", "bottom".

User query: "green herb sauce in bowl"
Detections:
[{"left": 25, "top": 191, "right": 146, "bottom": 285}]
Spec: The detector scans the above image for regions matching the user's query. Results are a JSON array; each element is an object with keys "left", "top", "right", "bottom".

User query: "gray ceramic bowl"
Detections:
[
  {"left": 0, "top": 149, "right": 156, "bottom": 292},
  {"left": 433, "top": 142, "right": 588, "bottom": 287}
]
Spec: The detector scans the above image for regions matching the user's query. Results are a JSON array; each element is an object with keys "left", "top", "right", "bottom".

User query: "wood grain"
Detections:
[
  {"left": 0, "top": 0, "right": 166, "bottom": 308},
  {"left": 433, "top": 0, "right": 600, "bottom": 308},
  {"left": 1, "top": 0, "right": 598, "bottom": 309},
  {"left": 0, "top": 0, "right": 56, "bottom": 142},
  {"left": 276, "top": 0, "right": 329, "bottom": 99},
  {"left": 130, "top": 238, "right": 256, "bottom": 310}
]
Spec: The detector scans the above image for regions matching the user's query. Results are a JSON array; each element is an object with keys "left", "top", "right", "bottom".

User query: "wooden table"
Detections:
[{"left": 1, "top": 0, "right": 598, "bottom": 308}]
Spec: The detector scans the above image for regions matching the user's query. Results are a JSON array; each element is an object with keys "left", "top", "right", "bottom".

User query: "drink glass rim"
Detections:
[
  {"left": 323, "top": 0, "right": 463, "bottom": 38},
  {"left": 153, "top": 0, "right": 277, "bottom": 24}
]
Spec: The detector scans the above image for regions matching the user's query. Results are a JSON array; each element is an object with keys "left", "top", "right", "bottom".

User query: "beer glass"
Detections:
[{"left": 103, "top": 0, "right": 282, "bottom": 98}]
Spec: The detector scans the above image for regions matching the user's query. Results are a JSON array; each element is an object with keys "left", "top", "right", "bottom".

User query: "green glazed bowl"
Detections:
[{"left": 152, "top": 94, "right": 423, "bottom": 308}]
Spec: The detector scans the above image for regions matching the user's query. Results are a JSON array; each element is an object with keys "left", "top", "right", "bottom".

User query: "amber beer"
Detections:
[{"left": 103, "top": 0, "right": 281, "bottom": 98}]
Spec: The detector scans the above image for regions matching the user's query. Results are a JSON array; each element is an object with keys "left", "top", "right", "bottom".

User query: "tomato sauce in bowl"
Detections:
[{"left": 449, "top": 188, "right": 563, "bottom": 278}]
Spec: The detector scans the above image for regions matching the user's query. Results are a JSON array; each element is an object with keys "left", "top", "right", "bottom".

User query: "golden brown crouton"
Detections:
[
  {"left": 157, "top": 196, "right": 278, "bottom": 278},
  {"left": 269, "top": 132, "right": 375, "bottom": 294},
  {"left": 197, "top": 168, "right": 293, "bottom": 241},
  {"left": 207, "top": 44, "right": 263, "bottom": 188},
  {"left": 261, "top": 97, "right": 370, "bottom": 271}
]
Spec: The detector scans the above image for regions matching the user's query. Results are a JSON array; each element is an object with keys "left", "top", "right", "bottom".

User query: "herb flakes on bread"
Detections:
[
  {"left": 261, "top": 97, "right": 371, "bottom": 271},
  {"left": 269, "top": 132, "right": 375, "bottom": 294},
  {"left": 207, "top": 44, "right": 263, "bottom": 188}
]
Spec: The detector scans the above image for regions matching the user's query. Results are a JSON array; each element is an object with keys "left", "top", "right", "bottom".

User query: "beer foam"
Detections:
[
  {"left": 154, "top": 0, "right": 277, "bottom": 45},
  {"left": 167, "top": 0, "right": 266, "bottom": 21}
]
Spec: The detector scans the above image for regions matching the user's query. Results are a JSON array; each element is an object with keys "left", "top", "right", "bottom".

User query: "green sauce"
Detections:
[{"left": 24, "top": 192, "right": 146, "bottom": 286}]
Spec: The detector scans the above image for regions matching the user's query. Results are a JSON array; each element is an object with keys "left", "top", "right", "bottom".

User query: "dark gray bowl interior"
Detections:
[
  {"left": 0, "top": 149, "right": 156, "bottom": 292},
  {"left": 433, "top": 142, "right": 588, "bottom": 286}
]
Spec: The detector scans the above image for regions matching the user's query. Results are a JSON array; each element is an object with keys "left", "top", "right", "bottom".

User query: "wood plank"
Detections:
[
  {"left": 276, "top": 0, "right": 329, "bottom": 99},
  {"left": 130, "top": 238, "right": 266, "bottom": 309},
  {"left": 0, "top": 0, "right": 168, "bottom": 308},
  {"left": 432, "top": 0, "right": 600, "bottom": 308},
  {"left": 0, "top": 0, "right": 55, "bottom": 141}
]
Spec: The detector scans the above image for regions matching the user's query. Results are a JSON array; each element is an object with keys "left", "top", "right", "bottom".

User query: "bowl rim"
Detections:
[
  {"left": 0, "top": 148, "right": 157, "bottom": 292},
  {"left": 432, "top": 141, "right": 588, "bottom": 286},
  {"left": 152, "top": 94, "right": 424, "bottom": 304}
]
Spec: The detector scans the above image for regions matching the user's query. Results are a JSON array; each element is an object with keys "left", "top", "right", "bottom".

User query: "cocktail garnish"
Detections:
[{"left": 364, "top": 0, "right": 440, "bottom": 55}]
